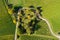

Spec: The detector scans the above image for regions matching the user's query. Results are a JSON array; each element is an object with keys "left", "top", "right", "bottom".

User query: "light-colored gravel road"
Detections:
[{"left": 37, "top": 13, "right": 60, "bottom": 40}]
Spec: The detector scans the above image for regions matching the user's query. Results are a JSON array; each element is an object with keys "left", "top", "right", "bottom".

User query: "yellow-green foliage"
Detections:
[{"left": 8, "top": 9, "right": 13, "bottom": 15}]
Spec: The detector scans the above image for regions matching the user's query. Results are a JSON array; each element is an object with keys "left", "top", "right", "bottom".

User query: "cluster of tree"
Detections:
[
  {"left": 17, "top": 6, "right": 42, "bottom": 35},
  {"left": 7, "top": 3, "right": 23, "bottom": 24},
  {"left": 5, "top": 0, "right": 43, "bottom": 36},
  {"left": 6, "top": 3, "right": 42, "bottom": 35}
]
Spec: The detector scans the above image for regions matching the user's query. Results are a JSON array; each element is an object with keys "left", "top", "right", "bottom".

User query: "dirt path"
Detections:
[{"left": 37, "top": 13, "right": 60, "bottom": 40}]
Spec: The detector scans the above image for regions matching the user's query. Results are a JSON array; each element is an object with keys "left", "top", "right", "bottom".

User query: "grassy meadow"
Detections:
[
  {"left": 40, "top": 0, "right": 60, "bottom": 34},
  {"left": 0, "top": 0, "right": 15, "bottom": 40}
]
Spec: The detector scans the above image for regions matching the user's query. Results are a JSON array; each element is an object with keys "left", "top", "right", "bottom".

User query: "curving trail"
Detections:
[
  {"left": 37, "top": 13, "right": 60, "bottom": 40},
  {"left": 14, "top": 8, "right": 60, "bottom": 40},
  {"left": 14, "top": 10, "right": 21, "bottom": 40}
]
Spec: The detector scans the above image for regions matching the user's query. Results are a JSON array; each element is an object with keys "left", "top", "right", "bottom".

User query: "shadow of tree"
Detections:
[
  {"left": 18, "top": 24, "right": 26, "bottom": 34},
  {"left": 29, "top": 5, "right": 34, "bottom": 8},
  {"left": 8, "top": 4, "right": 13, "bottom": 9},
  {"left": 58, "top": 32, "right": 60, "bottom": 35},
  {"left": 37, "top": 6, "right": 43, "bottom": 16},
  {"left": 13, "top": 6, "right": 22, "bottom": 13},
  {"left": 29, "top": 19, "right": 41, "bottom": 34}
]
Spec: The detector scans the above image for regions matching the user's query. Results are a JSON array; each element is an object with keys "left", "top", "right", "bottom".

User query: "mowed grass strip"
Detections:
[
  {"left": 8, "top": 0, "right": 23, "bottom": 6},
  {"left": 39, "top": 0, "right": 60, "bottom": 34},
  {"left": 0, "top": 0, "right": 15, "bottom": 36},
  {"left": 8, "top": 0, "right": 41, "bottom": 7},
  {"left": 21, "top": 0, "right": 41, "bottom": 7},
  {"left": 0, "top": 35, "right": 14, "bottom": 40},
  {"left": 18, "top": 35, "right": 58, "bottom": 40}
]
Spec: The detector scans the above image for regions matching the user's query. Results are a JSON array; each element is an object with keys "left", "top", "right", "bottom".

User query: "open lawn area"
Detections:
[
  {"left": 0, "top": 35, "right": 14, "bottom": 40},
  {"left": 0, "top": 0, "right": 15, "bottom": 37},
  {"left": 18, "top": 35, "right": 58, "bottom": 40},
  {"left": 8, "top": 0, "right": 23, "bottom": 6}
]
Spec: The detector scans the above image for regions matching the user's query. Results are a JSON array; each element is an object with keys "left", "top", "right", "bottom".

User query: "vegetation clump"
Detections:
[
  {"left": 17, "top": 8, "right": 40, "bottom": 35},
  {"left": 7, "top": 4, "right": 42, "bottom": 35}
]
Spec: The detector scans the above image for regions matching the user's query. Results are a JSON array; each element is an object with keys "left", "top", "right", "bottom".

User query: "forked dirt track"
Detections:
[{"left": 14, "top": 8, "right": 60, "bottom": 40}]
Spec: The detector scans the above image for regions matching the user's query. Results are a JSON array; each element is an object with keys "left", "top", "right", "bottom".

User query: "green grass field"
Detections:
[
  {"left": 18, "top": 35, "right": 58, "bottom": 40},
  {"left": 7, "top": 0, "right": 60, "bottom": 40},
  {"left": 0, "top": 35, "right": 14, "bottom": 40},
  {"left": 8, "top": 0, "right": 23, "bottom": 6},
  {"left": 0, "top": 0, "right": 60, "bottom": 40},
  {"left": 0, "top": 0, "right": 15, "bottom": 39},
  {"left": 40, "top": 0, "right": 60, "bottom": 34}
]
